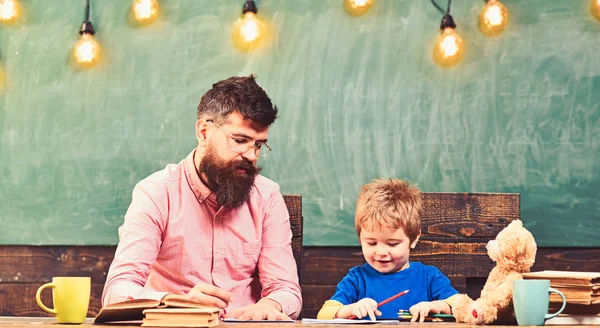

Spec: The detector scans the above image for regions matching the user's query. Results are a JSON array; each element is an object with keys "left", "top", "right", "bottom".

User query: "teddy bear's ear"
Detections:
[
  {"left": 486, "top": 239, "right": 499, "bottom": 260},
  {"left": 510, "top": 220, "right": 523, "bottom": 227}
]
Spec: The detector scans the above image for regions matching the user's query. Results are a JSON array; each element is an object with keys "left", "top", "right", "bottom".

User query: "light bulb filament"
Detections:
[
  {"left": 440, "top": 35, "right": 458, "bottom": 57},
  {"left": 77, "top": 42, "right": 95, "bottom": 62},
  {"left": 484, "top": 5, "right": 503, "bottom": 26},
  {"left": 232, "top": 11, "right": 265, "bottom": 51},
  {"left": 241, "top": 16, "right": 259, "bottom": 42},
  {"left": 343, "top": 0, "right": 374, "bottom": 16},
  {"left": 74, "top": 33, "right": 101, "bottom": 66},
  {"left": 134, "top": 2, "right": 153, "bottom": 19},
  {"left": 132, "top": 0, "right": 159, "bottom": 23},
  {"left": 349, "top": 0, "right": 369, "bottom": 7}
]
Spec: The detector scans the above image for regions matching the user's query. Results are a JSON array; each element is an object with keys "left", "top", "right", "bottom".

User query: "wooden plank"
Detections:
[
  {"left": 301, "top": 245, "right": 495, "bottom": 284},
  {"left": 0, "top": 246, "right": 114, "bottom": 283},
  {"left": 283, "top": 194, "right": 303, "bottom": 238},
  {"left": 466, "top": 277, "right": 487, "bottom": 299},
  {"left": 449, "top": 277, "right": 466, "bottom": 294},
  {"left": 421, "top": 193, "right": 519, "bottom": 238},
  {"left": 301, "top": 284, "right": 336, "bottom": 319},
  {"left": 4, "top": 246, "right": 598, "bottom": 285},
  {"left": 301, "top": 247, "right": 365, "bottom": 285},
  {"left": 533, "top": 248, "right": 600, "bottom": 272},
  {"left": 1, "top": 244, "right": 599, "bottom": 318},
  {"left": 412, "top": 239, "right": 493, "bottom": 277},
  {"left": 283, "top": 194, "right": 303, "bottom": 279},
  {"left": 0, "top": 283, "right": 104, "bottom": 317}
]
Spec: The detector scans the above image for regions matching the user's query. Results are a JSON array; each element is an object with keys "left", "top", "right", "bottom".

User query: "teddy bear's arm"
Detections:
[{"left": 483, "top": 272, "right": 523, "bottom": 309}]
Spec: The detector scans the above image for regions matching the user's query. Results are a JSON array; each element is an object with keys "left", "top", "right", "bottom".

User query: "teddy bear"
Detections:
[{"left": 451, "top": 220, "right": 537, "bottom": 325}]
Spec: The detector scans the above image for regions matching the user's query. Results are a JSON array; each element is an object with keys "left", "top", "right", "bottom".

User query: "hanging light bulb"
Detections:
[
  {"left": 74, "top": 33, "right": 101, "bottom": 66},
  {"left": 0, "top": 0, "right": 20, "bottom": 23},
  {"left": 343, "top": 0, "right": 374, "bottom": 17},
  {"left": 432, "top": 14, "right": 464, "bottom": 68},
  {"left": 592, "top": 0, "right": 600, "bottom": 21},
  {"left": 479, "top": 0, "right": 508, "bottom": 36},
  {"left": 132, "top": 0, "right": 159, "bottom": 24},
  {"left": 232, "top": 0, "right": 266, "bottom": 51},
  {"left": 73, "top": 0, "right": 101, "bottom": 67}
]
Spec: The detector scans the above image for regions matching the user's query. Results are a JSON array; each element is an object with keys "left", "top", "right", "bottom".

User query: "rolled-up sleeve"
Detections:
[
  {"left": 101, "top": 182, "right": 168, "bottom": 306},
  {"left": 258, "top": 191, "right": 302, "bottom": 318}
]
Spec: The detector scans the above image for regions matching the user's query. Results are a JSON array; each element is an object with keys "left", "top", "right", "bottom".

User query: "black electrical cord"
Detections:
[
  {"left": 79, "top": 0, "right": 95, "bottom": 35},
  {"left": 430, "top": 0, "right": 452, "bottom": 15},
  {"left": 85, "top": 0, "right": 90, "bottom": 21},
  {"left": 431, "top": 0, "right": 456, "bottom": 30}
]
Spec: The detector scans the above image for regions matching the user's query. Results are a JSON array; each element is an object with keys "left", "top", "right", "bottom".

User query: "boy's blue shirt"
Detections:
[{"left": 330, "top": 262, "right": 458, "bottom": 319}]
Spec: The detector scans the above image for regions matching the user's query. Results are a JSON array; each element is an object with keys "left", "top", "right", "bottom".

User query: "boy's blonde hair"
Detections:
[{"left": 355, "top": 179, "right": 422, "bottom": 243}]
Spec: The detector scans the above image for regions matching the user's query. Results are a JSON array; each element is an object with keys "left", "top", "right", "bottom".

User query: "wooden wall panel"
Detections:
[
  {"left": 421, "top": 193, "right": 519, "bottom": 238},
  {"left": 0, "top": 245, "right": 599, "bottom": 318}
]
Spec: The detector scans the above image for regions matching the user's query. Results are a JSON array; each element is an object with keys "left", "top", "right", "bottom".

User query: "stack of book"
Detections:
[
  {"left": 522, "top": 270, "right": 600, "bottom": 325},
  {"left": 94, "top": 296, "right": 220, "bottom": 327},
  {"left": 142, "top": 308, "right": 219, "bottom": 327}
]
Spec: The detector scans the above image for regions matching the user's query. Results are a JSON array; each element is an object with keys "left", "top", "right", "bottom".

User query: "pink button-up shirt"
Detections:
[{"left": 102, "top": 150, "right": 302, "bottom": 318}]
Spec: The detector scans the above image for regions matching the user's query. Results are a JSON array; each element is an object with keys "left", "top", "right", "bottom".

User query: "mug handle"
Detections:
[
  {"left": 35, "top": 283, "right": 58, "bottom": 315},
  {"left": 545, "top": 287, "right": 566, "bottom": 320}
]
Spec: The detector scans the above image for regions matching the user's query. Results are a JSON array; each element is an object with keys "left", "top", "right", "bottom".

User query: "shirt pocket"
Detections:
[{"left": 234, "top": 241, "right": 261, "bottom": 276}]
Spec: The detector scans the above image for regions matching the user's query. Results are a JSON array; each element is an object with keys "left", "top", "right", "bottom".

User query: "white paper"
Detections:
[
  {"left": 223, "top": 318, "right": 295, "bottom": 323},
  {"left": 301, "top": 318, "right": 398, "bottom": 324}
]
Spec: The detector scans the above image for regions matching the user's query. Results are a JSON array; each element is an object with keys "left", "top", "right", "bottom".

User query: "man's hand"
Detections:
[
  {"left": 337, "top": 298, "right": 381, "bottom": 321},
  {"left": 179, "top": 283, "right": 233, "bottom": 309},
  {"left": 225, "top": 299, "right": 291, "bottom": 321},
  {"left": 409, "top": 300, "right": 451, "bottom": 322}
]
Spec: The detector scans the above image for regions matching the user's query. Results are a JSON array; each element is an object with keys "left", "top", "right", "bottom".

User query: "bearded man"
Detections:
[{"left": 102, "top": 75, "right": 301, "bottom": 321}]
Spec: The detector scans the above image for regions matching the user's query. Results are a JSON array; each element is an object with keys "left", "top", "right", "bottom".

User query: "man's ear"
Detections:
[
  {"left": 195, "top": 119, "right": 210, "bottom": 146},
  {"left": 410, "top": 230, "right": 421, "bottom": 249}
]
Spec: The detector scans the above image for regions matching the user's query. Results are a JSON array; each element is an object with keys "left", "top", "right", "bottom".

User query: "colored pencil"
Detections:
[{"left": 348, "top": 289, "right": 410, "bottom": 320}]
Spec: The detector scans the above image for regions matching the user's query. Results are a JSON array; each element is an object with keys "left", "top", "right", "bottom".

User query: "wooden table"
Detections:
[{"left": 0, "top": 317, "right": 589, "bottom": 327}]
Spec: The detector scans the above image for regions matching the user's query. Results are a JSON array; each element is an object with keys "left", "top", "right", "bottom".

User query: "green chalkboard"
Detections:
[{"left": 0, "top": 0, "right": 598, "bottom": 246}]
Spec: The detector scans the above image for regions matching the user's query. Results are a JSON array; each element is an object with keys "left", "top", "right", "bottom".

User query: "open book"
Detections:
[{"left": 94, "top": 296, "right": 219, "bottom": 324}]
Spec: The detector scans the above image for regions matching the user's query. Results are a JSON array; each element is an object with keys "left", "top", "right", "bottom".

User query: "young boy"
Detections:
[{"left": 317, "top": 179, "right": 458, "bottom": 322}]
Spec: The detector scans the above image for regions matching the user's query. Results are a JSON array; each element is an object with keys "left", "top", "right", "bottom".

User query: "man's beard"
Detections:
[{"left": 199, "top": 145, "right": 262, "bottom": 209}]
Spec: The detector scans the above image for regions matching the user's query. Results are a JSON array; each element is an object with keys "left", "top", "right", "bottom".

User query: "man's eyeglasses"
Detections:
[{"left": 206, "top": 120, "right": 271, "bottom": 158}]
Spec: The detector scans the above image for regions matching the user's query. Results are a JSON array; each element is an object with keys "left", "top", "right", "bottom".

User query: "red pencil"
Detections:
[{"left": 348, "top": 289, "right": 410, "bottom": 320}]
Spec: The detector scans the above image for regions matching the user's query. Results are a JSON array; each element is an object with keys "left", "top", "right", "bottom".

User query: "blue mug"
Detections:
[{"left": 513, "top": 279, "right": 566, "bottom": 326}]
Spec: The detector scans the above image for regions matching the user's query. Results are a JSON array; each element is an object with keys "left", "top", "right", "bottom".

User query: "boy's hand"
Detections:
[
  {"left": 409, "top": 300, "right": 451, "bottom": 322},
  {"left": 338, "top": 298, "right": 382, "bottom": 321}
]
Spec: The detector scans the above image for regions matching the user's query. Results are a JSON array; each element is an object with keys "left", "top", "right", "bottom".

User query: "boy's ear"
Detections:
[{"left": 410, "top": 231, "right": 421, "bottom": 249}]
